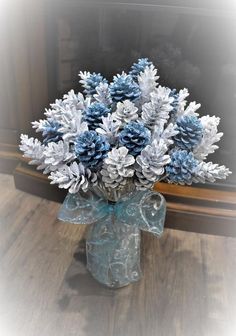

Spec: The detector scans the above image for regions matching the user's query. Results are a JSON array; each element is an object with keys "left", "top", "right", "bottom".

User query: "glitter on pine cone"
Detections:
[
  {"left": 119, "top": 121, "right": 151, "bottom": 156},
  {"left": 174, "top": 115, "right": 203, "bottom": 150},
  {"left": 84, "top": 102, "right": 110, "bottom": 130},
  {"left": 166, "top": 149, "right": 198, "bottom": 185},
  {"left": 109, "top": 73, "right": 141, "bottom": 102},
  {"left": 75, "top": 130, "right": 110, "bottom": 170}
]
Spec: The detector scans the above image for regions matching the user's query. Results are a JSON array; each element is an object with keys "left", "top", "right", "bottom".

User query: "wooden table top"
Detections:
[{"left": 0, "top": 174, "right": 236, "bottom": 336}]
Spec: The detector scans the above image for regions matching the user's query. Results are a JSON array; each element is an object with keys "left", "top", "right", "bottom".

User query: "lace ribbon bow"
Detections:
[{"left": 58, "top": 189, "right": 166, "bottom": 237}]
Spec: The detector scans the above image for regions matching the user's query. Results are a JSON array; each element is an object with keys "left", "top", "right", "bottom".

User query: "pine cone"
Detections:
[
  {"left": 129, "top": 58, "right": 153, "bottom": 80},
  {"left": 62, "top": 90, "right": 91, "bottom": 111},
  {"left": 75, "top": 130, "right": 110, "bottom": 170},
  {"left": 166, "top": 150, "right": 198, "bottom": 185},
  {"left": 19, "top": 134, "right": 46, "bottom": 169},
  {"left": 193, "top": 115, "right": 223, "bottom": 160},
  {"left": 113, "top": 100, "right": 138, "bottom": 124},
  {"left": 134, "top": 164, "right": 154, "bottom": 190},
  {"left": 43, "top": 140, "right": 75, "bottom": 168},
  {"left": 138, "top": 64, "right": 159, "bottom": 104},
  {"left": 40, "top": 120, "right": 63, "bottom": 144},
  {"left": 58, "top": 110, "right": 89, "bottom": 142},
  {"left": 84, "top": 102, "right": 110, "bottom": 130},
  {"left": 119, "top": 121, "right": 151, "bottom": 156},
  {"left": 141, "top": 86, "right": 174, "bottom": 130},
  {"left": 174, "top": 115, "right": 203, "bottom": 150},
  {"left": 193, "top": 161, "right": 231, "bottom": 183},
  {"left": 79, "top": 72, "right": 108, "bottom": 96},
  {"left": 109, "top": 73, "right": 141, "bottom": 102},
  {"left": 49, "top": 162, "right": 97, "bottom": 193},
  {"left": 94, "top": 82, "right": 112, "bottom": 106},
  {"left": 136, "top": 139, "right": 170, "bottom": 183},
  {"left": 101, "top": 147, "right": 135, "bottom": 189},
  {"left": 96, "top": 114, "right": 121, "bottom": 145}
]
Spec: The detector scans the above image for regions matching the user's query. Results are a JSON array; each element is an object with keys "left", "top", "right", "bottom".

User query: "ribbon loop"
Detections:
[
  {"left": 114, "top": 190, "right": 166, "bottom": 236},
  {"left": 58, "top": 190, "right": 108, "bottom": 224}
]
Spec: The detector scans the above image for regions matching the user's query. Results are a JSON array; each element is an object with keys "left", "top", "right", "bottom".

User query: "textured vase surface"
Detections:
[{"left": 58, "top": 187, "right": 166, "bottom": 288}]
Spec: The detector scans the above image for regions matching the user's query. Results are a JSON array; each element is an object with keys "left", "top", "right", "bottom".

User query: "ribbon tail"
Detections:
[{"left": 138, "top": 190, "right": 166, "bottom": 236}]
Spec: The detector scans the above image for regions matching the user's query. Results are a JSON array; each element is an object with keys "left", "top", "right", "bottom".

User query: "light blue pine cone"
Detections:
[
  {"left": 129, "top": 58, "right": 153, "bottom": 80},
  {"left": 109, "top": 73, "right": 141, "bottom": 102},
  {"left": 119, "top": 121, "right": 151, "bottom": 156},
  {"left": 174, "top": 115, "right": 203, "bottom": 150},
  {"left": 75, "top": 130, "right": 110, "bottom": 170},
  {"left": 166, "top": 149, "right": 198, "bottom": 185},
  {"left": 83, "top": 73, "right": 108, "bottom": 95},
  {"left": 42, "top": 120, "right": 63, "bottom": 144},
  {"left": 84, "top": 102, "right": 110, "bottom": 130}
]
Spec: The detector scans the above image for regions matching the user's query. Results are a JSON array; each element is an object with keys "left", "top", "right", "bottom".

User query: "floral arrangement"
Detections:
[{"left": 20, "top": 58, "right": 231, "bottom": 195}]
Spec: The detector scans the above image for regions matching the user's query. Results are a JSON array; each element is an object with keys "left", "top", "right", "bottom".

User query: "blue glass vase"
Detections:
[{"left": 58, "top": 185, "right": 166, "bottom": 288}]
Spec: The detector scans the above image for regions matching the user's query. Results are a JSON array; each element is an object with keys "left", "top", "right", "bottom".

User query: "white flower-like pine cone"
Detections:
[
  {"left": 136, "top": 139, "right": 170, "bottom": 183},
  {"left": 101, "top": 147, "right": 135, "bottom": 188},
  {"left": 113, "top": 100, "right": 139, "bottom": 124}
]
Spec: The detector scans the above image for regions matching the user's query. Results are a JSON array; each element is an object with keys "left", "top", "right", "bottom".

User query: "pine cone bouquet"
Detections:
[{"left": 20, "top": 57, "right": 231, "bottom": 196}]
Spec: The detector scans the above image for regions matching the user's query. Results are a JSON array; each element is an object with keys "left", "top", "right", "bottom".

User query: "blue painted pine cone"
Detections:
[
  {"left": 42, "top": 120, "right": 63, "bottom": 144},
  {"left": 119, "top": 121, "right": 151, "bottom": 156},
  {"left": 166, "top": 149, "right": 198, "bottom": 185},
  {"left": 75, "top": 130, "right": 110, "bottom": 170},
  {"left": 83, "top": 72, "right": 108, "bottom": 96},
  {"left": 129, "top": 58, "right": 153, "bottom": 80},
  {"left": 174, "top": 115, "right": 203, "bottom": 150},
  {"left": 84, "top": 102, "right": 110, "bottom": 130},
  {"left": 109, "top": 73, "right": 141, "bottom": 102}
]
